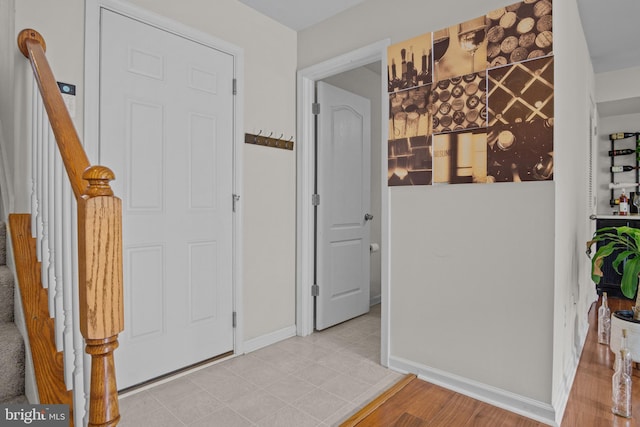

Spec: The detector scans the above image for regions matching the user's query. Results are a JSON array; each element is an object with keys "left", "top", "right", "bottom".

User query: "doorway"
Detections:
[
  {"left": 296, "top": 40, "right": 390, "bottom": 366},
  {"left": 314, "top": 80, "right": 372, "bottom": 331},
  {"left": 84, "top": 0, "right": 244, "bottom": 389}
]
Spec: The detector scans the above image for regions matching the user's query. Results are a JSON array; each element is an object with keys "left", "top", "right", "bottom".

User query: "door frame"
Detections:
[
  {"left": 296, "top": 39, "right": 390, "bottom": 366},
  {"left": 84, "top": 0, "right": 245, "bottom": 355}
]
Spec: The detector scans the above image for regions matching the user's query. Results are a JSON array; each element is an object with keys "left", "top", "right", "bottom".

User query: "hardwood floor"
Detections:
[
  {"left": 561, "top": 296, "right": 640, "bottom": 427},
  {"left": 341, "top": 374, "right": 546, "bottom": 427},
  {"left": 342, "top": 297, "right": 640, "bottom": 427}
]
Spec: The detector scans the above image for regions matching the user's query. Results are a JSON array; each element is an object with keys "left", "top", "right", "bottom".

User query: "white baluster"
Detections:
[
  {"left": 43, "top": 126, "right": 53, "bottom": 316},
  {"left": 35, "top": 93, "right": 44, "bottom": 261},
  {"left": 30, "top": 77, "right": 38, "bottom": 235},
  {"left": 70, "top": 204, "right": 87, "bottom": 427},
  {"left": 83, "top": 351, "right": 91, "bottom": 427},
  {"left": 62, "top": 178, "right": 74, "bottom": 389},
  {"left": 40, "top": 116, "right": 50, "bottom": 294},
  {"left": 53, "top": 147, "right": 64, "bottom": 352}
]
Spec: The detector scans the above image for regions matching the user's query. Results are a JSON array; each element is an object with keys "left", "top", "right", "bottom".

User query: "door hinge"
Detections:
[
  {"left": 233, "top": 194, "right": 240, "bottom": 212},
  {"left": 232, "top": 311, "right": 237, "bottom": 328},
  {"left": 232, "top": 78, "right": 237, "bottom": 95},
  {"left": 312, "top": 103, "right": 320, "bottom": 115},
  {"left": 312, "top": 194, "right": 320, "bottom": 206},
  {"left": 312, "top": 284, "right": 319, "bottom": 297}
]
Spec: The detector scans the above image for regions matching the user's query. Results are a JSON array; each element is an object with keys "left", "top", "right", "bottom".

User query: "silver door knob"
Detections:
[{"left": 364, "top": 213, "right": 374, "bottom": 221}]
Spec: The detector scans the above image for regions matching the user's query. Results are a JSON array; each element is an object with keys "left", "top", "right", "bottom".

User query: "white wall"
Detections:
[
  {"left": 0, "top": 0, "right": 15, "bottom": 219},
  {"left": 551, "top": 0, "right": 596, "bottom": 422},
  {"left": 595, "top": 65, "right": 640, "bottom": 105},
  {"left": 13, "top": 0, "right": 85, "bottom": 214},
  {"left": 389, "top": 182, "right": 555, "bottom": 402},
  {"left": 11, "top": 0, "right": 297, "bottom": 345},
  {"left": 300, "top": 0, "right": 593, "bottom": 421},
  {"left": 322, "top": 65, "right": 383, "bottom": 304}
]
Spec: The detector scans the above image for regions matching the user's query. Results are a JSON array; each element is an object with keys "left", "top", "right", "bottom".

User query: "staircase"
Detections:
[{"left": 0, "top": 222, "right": 26, "bottom": 404}]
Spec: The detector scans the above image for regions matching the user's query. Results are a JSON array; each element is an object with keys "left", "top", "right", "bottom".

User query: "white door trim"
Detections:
[
  {"left": 84, "top": 0, "right": 245, "bottom": 355},
  {"left": 296, "top": 39, "right": 390, "bottom": 366}
]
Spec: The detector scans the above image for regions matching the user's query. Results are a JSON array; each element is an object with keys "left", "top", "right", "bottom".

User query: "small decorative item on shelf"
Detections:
[
  {"left": 610, "top": 132, "right": 638, "bottom": 140},
  {"left": 598, "top": 292, "right": 611, "bottom": 345},
  {"left": 619, "top": 189, "right": 630, "bottom": 216},
  {"left": 611, "top": 165, "right": 640, "bottom": 173},
  {"left": 608, "top": 149, "right": 636, "bottom": 157},
  {"left": 609, "top": 183, "right": 640, "bottom": 190}
]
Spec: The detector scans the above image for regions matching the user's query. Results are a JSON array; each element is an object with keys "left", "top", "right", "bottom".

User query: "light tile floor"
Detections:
[{"left": 118, "top": 304, "right": 403, "bottom": 426}]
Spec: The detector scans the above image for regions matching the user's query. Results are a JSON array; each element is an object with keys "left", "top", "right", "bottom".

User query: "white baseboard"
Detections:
[
  {"left": 389, "top": 356, "right": 557, "bottom": 426},
  {"left": 243, "top": 325, "right": 297, "bottom": 354},
  {"left": 370, "top": 294, "right": 381, "bottom": 306},
  {"left": 552, "top": 320, "right": 590, "bottom": 425}
]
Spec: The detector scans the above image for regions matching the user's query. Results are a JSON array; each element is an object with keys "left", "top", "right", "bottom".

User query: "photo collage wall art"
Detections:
[{"left": 387, "top": 0, "right": 554, "bottom": 186}]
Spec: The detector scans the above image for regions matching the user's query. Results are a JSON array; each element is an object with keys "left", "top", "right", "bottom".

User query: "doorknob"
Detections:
[{"left": 364, "top": 213, "right": 374, "bottom": 221}]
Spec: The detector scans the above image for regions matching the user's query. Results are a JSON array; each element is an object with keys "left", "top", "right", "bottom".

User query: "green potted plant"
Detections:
[{"left": 587, "top": 225, "right": 640, "bottom": 361}]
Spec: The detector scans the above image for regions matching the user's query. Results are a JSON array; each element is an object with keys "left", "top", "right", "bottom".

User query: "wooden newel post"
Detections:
[
  {"left": 85, "top": 337, "right": 120, "bottom": 427},
  {"left": 78, "top": 165, "right": 124, "bottom": 427}
]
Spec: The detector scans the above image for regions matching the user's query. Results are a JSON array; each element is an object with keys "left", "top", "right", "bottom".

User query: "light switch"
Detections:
[{"left": 57, "top": 81, "right": 76, "bottom": 118}]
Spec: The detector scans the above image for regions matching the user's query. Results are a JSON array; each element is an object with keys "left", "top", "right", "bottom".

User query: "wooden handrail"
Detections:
[
  {"left": 18, "top": 29, "right": 123, "bottom": 427},
  {"left": 18, "top": 29, "right": 90, "bottom": 200}
]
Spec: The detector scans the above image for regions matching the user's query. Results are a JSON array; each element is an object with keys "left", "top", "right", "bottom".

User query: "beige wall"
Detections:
[
  {"left": 298, "top": 0, "right": 506, "bottom": 70},
  {"left": 12, "top": 0, "right": 85, "bottom": 215},
  {"left": 0, "top": 0, "right": 15, "bottom": 218},
  {"left": 300, "top": 0, "right": 594, "bottom": 419},
  {"left": 11, "top": 0, "right": 297, "bottom": 344}
]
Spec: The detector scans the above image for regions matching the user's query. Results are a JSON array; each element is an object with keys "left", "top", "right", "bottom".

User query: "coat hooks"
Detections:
[{"left": 245, "top": 130, "right": 294, "bottom": 150}]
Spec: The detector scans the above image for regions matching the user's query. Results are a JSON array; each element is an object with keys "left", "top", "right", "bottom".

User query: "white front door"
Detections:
[
  {"left": 99, "top": 10, "right": 234, "bottom": 388},
  {"left": 316, "top": 82, "right": 371, "bottom": 330}
]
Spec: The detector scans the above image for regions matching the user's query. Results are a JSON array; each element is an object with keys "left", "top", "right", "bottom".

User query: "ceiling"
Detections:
[
  {"left": 238, "top": 0, "right": 366, "bottom": 31},
  {"left": 576, "top": 0, "right": 640, "bottom": 73},
  {"left": 238, "top": 0, "right": 640, "bottom": 74}
]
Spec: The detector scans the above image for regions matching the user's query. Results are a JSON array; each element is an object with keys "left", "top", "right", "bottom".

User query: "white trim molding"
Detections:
[
  {"left": 389, "top": 356, "right": 558, "bottom": 426},
  {"left": 296, "top": 39, "right": 391, "bottom": 368},
  {"left": 552, "top": 319, "right": 589, "bottom": 425},
  {"left": 370, "top": 294, "right": 381, "bottom": 307},
  {"left": 243, "top": 325, "right": 297, "bottom": 354}
]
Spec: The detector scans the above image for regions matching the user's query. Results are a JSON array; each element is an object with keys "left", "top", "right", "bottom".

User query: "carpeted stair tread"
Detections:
[
  {"left": 1, "top": 394, "right": 28, "bottom": 404},
  {"left": 0, "top": 222, "right": 5, "bottom": 266},
  {"left": 0, "top": 322, "right": 25, "bottom": 401},
  {"left": 0, "top": 222, "right": 25, "bottom": 404},
  {"left": 0, "top": 265, "right": 14, "bottom": 323}
]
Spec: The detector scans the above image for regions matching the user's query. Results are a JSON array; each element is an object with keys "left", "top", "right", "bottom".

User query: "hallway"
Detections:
[{"left": 117, "top": 305, "right": 401, "bottom": 426}]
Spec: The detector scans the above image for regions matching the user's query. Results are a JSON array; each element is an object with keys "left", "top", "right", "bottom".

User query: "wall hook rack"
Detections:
[{"left": 245, "top": 131, "right": 294, "bottom": 150}]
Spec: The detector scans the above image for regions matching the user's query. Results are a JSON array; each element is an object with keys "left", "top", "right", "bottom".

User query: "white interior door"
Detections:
[
  {"left": 316, "top": 82, "right": 371, "bottom": 330},
  {"left": 99, "top": 10, "right": 234, "bottom": 388}
]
